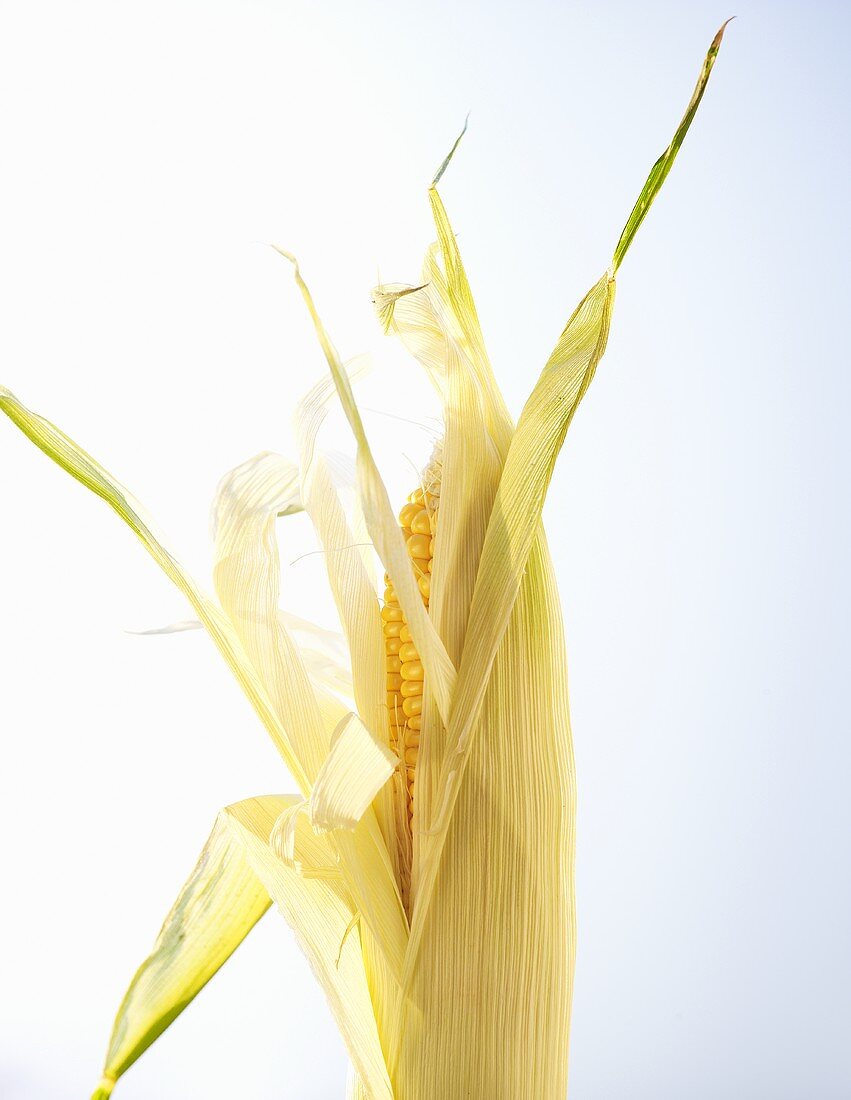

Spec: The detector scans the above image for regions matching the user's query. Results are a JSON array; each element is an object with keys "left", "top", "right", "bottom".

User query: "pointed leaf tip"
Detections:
[
  {"left": 432, "top": 113, "right": 470, "bottom": 187},
  {"left": 271, "top": 244, "right": 298, "bottom": 269},
  {"left": 371, "top": 282, "right": 428, "bottom": 334},
  {"left": 611, "top": 20, "right": 731, "bottom": 273}
]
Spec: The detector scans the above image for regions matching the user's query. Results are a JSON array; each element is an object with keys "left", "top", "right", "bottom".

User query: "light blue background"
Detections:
[{"left": 0, "top": 2, "right": 848, "bottom": 1097}]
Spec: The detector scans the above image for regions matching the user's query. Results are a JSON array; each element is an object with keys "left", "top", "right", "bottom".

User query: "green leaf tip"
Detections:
[
  {"left": 611, "top": 19, "right": 732, "bottom": 274},
  {"left": 432, "top": 113, "right": 470, "bottom": 188}
]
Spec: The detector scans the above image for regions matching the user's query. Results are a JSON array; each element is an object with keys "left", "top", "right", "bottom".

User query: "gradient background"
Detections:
[{"left": 1, "top": 2, "right": 848, "bottom": 1097}]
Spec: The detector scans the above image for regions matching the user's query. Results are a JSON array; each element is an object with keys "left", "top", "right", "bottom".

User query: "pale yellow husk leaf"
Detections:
[
  {"left": 91, "top": 798, "right": 280, "bottom": 1099},
  {"left": 91, "top": 795, "right": 394, "bottom": 1100},
  {"left": 225, "top": 797, "right": 395, "bottom": 1100},
  {"left": 310, "top": 712, "right": 398, "bottom": 832},
  {"left": 406, "top": 275, "right": 615, "bottom": 981},
  {"left": 294, "top": 368, "right": 407, "bottom": 876},
  {"left": 0, "top": 387, "right": 312, "bottom": 792},
  {"left": 210, "top": 449, "right": 408, "bottom": 986},
  {"left": 396, "top": 536, "right": 576, "bottom": 1098},
  {"left": 212, "top": 451, "right": 332, "bottom": 783}
]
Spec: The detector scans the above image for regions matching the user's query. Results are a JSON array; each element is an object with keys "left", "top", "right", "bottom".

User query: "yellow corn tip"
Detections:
[{"left": 383, "top": 485, "right": 438, "bottom": 831}]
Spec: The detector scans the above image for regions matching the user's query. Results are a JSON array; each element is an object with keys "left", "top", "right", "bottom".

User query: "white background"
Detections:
[{"left": 1, "top": 2, "right": 849, "bottom": 1097}]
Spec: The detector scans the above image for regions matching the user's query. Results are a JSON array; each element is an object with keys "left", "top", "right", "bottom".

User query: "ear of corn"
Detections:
[
  {"left": 0, "top": 24, "right": 727, "bottom": 1100},
  {"left": 384, "top": 485, "right": 437, "bottom": 817}
]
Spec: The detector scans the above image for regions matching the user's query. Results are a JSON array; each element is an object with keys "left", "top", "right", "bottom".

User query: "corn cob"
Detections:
[{"left": 382, "top": 477, "right": 439, "bottom": 835}]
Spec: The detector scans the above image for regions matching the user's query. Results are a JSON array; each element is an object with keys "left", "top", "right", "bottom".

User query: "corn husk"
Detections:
[{"left": 0, "top": 24, "right": 728, "bottom": 1100}]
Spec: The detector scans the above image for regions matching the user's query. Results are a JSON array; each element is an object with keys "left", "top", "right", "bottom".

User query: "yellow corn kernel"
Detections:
[
  {"left": 406, "top": 533, "right": 431, "bottom": 559},
  {"left": 400, "top": 660, "right": 424, "bottom": 682},
  {"left": 400, "top": 679, "right": 423, "bottom": 699},
  {"left": 410, "top": 509, "right": 431, "bottom": 535},
  {"left": 399, "top": 502, "right": 421, "bottom": 527},
  {"left": 402, "top": 696, "right": 422, "bottom": 718}
]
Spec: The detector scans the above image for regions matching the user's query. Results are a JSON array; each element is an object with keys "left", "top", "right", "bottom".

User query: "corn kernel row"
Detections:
[{"left": 382, "top": 485, "right": 438, "bottom": 827}]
